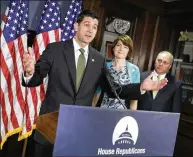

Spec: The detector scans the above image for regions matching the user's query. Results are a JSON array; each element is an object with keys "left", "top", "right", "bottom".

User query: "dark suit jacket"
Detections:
[
  {"left": 138, "top": 71, "right": 182, "bottom": 113},
  {"left": 22, "top": 39, "right": 141, "bottom": 144}
]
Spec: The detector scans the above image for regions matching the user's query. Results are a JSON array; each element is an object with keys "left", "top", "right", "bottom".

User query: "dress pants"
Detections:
[
  {"left": 34, "top": 143, "right": 53, "bottom": 157},
  {"left": 34, "top": 131, "right": 53, "bottom": 157}
]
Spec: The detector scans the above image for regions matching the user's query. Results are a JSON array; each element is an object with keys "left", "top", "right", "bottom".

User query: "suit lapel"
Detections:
[
  {"left": 154, "top": 73, "right": 172, "bottom": 98},
  {"left": 62, "top": 40, "right": 76, "bottom": 91},
  {"left": 148, "top": 91, "right": 153, "bottom": 100},
  {"left": 143, "top": 72, "right": 154, "bottom": 99}
]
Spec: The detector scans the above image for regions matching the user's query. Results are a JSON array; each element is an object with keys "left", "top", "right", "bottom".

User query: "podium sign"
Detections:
[{"left": 53, "top": 105, "right": 180, "bottom": 156}]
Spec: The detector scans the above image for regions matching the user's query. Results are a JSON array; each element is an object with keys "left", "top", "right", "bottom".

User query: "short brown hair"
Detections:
[
  {"left": 76, "top": 10, "right": 99, "bottom": 24},
  {"left": 111, "top": 35, "right": 133, "bottom": 59}
]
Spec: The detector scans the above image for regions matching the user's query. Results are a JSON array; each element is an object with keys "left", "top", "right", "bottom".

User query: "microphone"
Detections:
[{"left": 103, "top": 63, "right": 127, "bottom": 109}]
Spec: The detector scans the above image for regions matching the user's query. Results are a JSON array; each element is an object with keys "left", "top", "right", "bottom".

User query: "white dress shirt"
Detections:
[
  {"left": 152, "top": 70, "right": 166, "bottom": 98},
  {"left": 73, "top": 38, "right": 89, "bottom": 68},
  {"left": 152, "top": 70, "right": 166, "bottom": 81}
]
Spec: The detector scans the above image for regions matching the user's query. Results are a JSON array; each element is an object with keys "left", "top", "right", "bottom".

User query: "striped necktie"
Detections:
[{"left": 76, "top": 48, "right": 85, "bottom": 90}]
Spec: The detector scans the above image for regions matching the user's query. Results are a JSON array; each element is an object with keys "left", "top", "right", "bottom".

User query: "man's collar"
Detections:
[
  {"left": 153, "top": 70, "right": 166, "bottom": 79},
  {"left": 73, "top": 38, "right": 88, "bottom": 53}
]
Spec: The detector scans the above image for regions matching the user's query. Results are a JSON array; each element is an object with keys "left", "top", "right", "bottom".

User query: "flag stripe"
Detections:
[
  {"left": 1, "top": 38, "right": 20, "bottom": 130},
  {"left": 13, "top": 37, "right": 26, "bottom": 110},
  {"left": 8, "top": 39, "right": 26, "bottom": 113},
  {"left": 33, "top": 37, "right": 40, "bottom": 61},
  {"left": 0, "top": 87, "right": 9, "bottom": 134},
  {"left": 17, "top": 35, "right": 32, "bottom": 133},
  {"left": 42, "top": 32, "right": 50, "bottom": 48},
  {"left": 0, "top": 49, "right": 19, "bottom": 129},
  {"left": 54, "top": 29, "right": 60, "bottom": 42},
  {"left": 31, "top": 36, "right": 44, "bottom": 110},
  {"left": 0, "top": 0, "right": 29, "bottom": 148},
  {"left": 31, "top": 0, "right": 62, "bottom": 121},
  {"left": 1, "top": 73, "right": 12, "bottom": 136},
  {"left": 30, "top": 88, "right": 38, "bottom": 118}
]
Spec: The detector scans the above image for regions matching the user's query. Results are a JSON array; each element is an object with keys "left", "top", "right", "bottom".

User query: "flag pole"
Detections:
[{"left": 22, "top": 138, "right": 28, "bottom": 157}]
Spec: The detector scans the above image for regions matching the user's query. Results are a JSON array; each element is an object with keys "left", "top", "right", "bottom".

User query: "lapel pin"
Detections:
[{"left": 92, "top": 59, "right": 95, "bottom": 62}]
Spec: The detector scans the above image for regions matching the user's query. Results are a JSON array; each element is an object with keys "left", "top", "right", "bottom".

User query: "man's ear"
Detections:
[
  {"left": 74, "top": 22, "right": 78, "bottom": 32},
  {"left": 169, "top": 64, "right": 172, "bottom": 69}
]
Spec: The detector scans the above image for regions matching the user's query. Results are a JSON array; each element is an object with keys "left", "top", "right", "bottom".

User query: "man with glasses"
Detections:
[{"left": 138, "top": 51, "right": 182, "bottom": 113}]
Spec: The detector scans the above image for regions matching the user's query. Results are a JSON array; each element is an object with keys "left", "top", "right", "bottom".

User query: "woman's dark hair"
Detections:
[
  {"left": 111, "top": 35, "right": 133, "bottom": 60},
  {"left": 76, "top": 10, "right": 99, "bottom": 24}
]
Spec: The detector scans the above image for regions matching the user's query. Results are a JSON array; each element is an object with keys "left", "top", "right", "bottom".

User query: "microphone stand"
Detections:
[{"left": 104, "top": 62, "right": 127, "bottom": 110}]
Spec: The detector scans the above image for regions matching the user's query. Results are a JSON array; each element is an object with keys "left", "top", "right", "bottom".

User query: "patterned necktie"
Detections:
[
  {"left": 153, "top": 75, "right": 160, "bottom": 99},
  {"left": 76, "top": 48, "right": 85, "bottom": 90}
]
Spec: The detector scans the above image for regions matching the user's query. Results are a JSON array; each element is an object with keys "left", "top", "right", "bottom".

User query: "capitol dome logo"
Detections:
[{"left": 112, "top": 116, "right": 139, "bottom": 146}]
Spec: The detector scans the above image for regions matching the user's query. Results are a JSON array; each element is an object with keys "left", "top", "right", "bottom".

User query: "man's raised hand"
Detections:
[{"left": 140, "top": 72, "right": 168, "bottom": 91}]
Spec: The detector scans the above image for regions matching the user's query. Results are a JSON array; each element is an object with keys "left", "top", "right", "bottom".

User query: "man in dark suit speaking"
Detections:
[
  {"left": 22, "top": 10, "right": 167, "bottom": 157},
  {"left": 138, "top": 51, "right": 182, "bottom": 113}
]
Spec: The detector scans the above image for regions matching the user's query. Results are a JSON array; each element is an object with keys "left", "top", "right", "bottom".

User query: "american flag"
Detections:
[
  {"left": 0, "top": 0, "right": 29, "bottom": 148},
  {"left": 33, "top": 0, "right": 61, "bottom": 58},
  {"left": 30, "top": 0, "right": 61, "bottom": 128},
  {"left": 61, "top": 0, "right": 82, "bottom": 41}
]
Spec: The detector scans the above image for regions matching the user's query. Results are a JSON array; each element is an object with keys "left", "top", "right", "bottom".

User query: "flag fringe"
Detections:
[
  {"left": 0, "top": 125, "right": 36, "bottom": 149},
  {"left": 18, "top": 125, "right": 36, "bottom": 141},
  {"left": 1, "top": 127, "right": 22, "bottom": 149}
]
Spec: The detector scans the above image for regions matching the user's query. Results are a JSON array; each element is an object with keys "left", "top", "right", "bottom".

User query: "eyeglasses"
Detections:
[{"left": 156, "top": 59, "right": 171, "bottom": 65}]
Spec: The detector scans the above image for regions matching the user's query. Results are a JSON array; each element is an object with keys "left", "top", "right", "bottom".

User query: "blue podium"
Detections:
[{"left": 53, "top": 105, "right": 180, "bottom": 156}]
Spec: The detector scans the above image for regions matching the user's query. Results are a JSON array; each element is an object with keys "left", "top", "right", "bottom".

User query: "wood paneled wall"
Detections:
[
  {"left": 124, "top": 12, "right": 173, "bottom": 72},
  {"left": 83, "top": 0, "right": 105, "bottom": 50},
  {"left": 82, "top": 0, "right": 185, "bottom": 72},
  {"left": 132, "top": 12, "right": 158, "bottom": 71}
]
